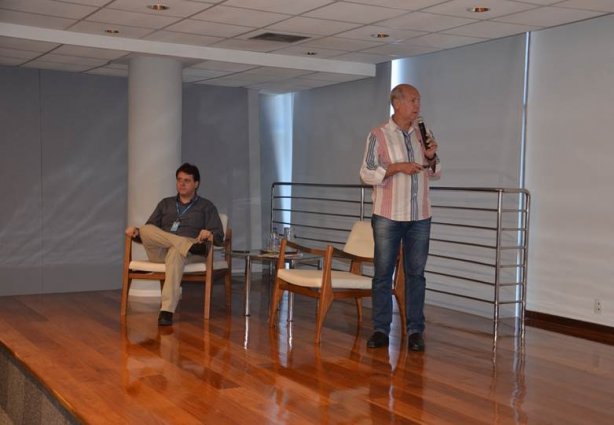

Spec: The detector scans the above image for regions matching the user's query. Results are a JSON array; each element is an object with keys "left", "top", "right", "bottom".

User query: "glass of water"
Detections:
[{"left": 283, "top": 226, "right": 294, "bottom": 241}]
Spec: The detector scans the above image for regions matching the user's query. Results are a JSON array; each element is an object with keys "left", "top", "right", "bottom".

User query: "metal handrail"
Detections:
[{"left": 270, "top": 182, "right": 530, "bottom": 342}]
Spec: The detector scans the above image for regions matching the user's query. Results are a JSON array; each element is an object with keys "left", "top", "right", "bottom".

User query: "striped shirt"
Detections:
[{"left": 360, "top": 118, "right": 441, "bottom": 222}]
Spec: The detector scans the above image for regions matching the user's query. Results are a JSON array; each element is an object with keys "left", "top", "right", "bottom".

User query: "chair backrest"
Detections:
[
  {"left": 343, "top": 221, "right": 374, "bottom": 258},
  {"left": 219, "top": 213, "right": 228, "bottom": 238}
]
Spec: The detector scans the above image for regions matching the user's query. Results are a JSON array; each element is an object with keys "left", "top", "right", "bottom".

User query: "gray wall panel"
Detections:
[
  {"left": 39, "top": 71, "right": 127, "bottom": 292},
  {"left": 396, "top": 35, "right": 526, "bottom": 188},
  {"left": 182, "top": 84, "right": 251, "bottom": 250},
  {"left": 0, "top": 66, "right": 127, "bottom": 295},
  {"left": 0, "top": 67, "right": 43, "bottom": 294},
  {"left": 292, "top": 62, "right": 391, "bottom": 185}
]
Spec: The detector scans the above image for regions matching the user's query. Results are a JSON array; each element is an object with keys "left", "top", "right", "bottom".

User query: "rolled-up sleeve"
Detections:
[{"left": 360, "top": 132, "right": 387, "bottom": 185}]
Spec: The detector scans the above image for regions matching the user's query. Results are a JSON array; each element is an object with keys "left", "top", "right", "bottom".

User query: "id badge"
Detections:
[{"left": 170, "top": 221, "right": 180, "bottom": 232}]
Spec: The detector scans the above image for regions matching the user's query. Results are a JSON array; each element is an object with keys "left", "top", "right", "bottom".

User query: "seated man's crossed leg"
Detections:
[{"left": 139, "top": 224, "right": 204, "bottom": 325}]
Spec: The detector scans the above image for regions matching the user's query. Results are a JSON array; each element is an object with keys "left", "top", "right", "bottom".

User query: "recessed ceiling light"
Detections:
[
  {"left": 105, "top": 29, "right": 119, "bottom": 34},
  {"left": 371, "top": 33, "right": 389, "bottom": 39},
  {"left": 467, "top": 7, "right": 490, "bottom": 13},
  {"left": 148, "top": 4, "right": 169, "bottom": 11},
  {"left": 306, "top": 51, "right": 317, "bottom": 56}
]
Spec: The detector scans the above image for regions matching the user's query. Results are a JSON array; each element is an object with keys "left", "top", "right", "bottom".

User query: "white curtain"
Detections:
[{"left": 526, "top": 14, "right": 614, "bottom": 325}]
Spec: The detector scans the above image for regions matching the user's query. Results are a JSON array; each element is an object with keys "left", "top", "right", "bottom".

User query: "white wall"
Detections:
[{"left": 526, "top": 14, "right": 614, "bottom": 326}]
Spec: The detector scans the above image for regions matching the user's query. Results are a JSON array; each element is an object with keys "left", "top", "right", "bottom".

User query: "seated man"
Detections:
[{"left": 125, "top": 162, "right": 224, "bottom": 326}]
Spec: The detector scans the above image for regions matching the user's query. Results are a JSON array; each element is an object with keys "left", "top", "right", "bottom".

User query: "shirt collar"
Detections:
[
  {"left": 388, "top": 117, "right": 415, "bottom": 134},
  {"left": 176, "top": 194, "right": 199, "bottom": 205}
]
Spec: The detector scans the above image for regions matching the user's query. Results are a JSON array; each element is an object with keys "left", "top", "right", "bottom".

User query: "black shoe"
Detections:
[
  {"left": 367, "top": 331, "right": 389, "bottom": 348},
  {"left": 189, "top": 242, "right": 208, "bottom": 256},
  {"left": 408, "top": 333, "right": 425, "bottom": 352},
  {"left": 158, "top": 311, "right": 173, "bottom": 326}
]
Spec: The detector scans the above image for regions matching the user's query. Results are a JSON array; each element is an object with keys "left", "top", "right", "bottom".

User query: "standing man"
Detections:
[
  {"left": 360, "top": 84, "right": 441, "bottom": 351},
  {"left": 125, "top": 163, "right": 224, "bottom": 326}
]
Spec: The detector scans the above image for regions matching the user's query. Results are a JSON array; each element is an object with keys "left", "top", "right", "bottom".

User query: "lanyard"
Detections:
[{"left": 175, "top": 196, "right": 198, "bottom": 219}]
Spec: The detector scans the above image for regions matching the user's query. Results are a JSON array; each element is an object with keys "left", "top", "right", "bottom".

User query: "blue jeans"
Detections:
[{"left": 371, "top": 215, "right": 431, "bottom": 336}]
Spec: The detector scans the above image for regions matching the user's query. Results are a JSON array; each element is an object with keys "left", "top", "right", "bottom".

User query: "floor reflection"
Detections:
[
  {"left": 120, "top": 315, "right": 238, "bottom": 397},
  {"left": 267, "top": 320, "right": 424, "bottom": 424},
  {"left": 489, "top": 337, "right": 527, "bottom": 424},
  {"left": 2, "top": 280, "right": 613, "bottom": 424},
  {"left": 119, "top": 284, "right": 537, "bottom": 424}
]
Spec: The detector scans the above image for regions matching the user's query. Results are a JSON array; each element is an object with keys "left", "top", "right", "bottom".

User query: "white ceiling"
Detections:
[{"left": 0, "top": 0, "right": 611, "bottom": 93}]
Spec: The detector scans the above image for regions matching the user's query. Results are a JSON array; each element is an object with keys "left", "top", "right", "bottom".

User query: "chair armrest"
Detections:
[
  {"left": 124, "top": 234, "right": 133, "bottom": 260},
  {"left": 277, "top": 238, "right": 332, "bottom": 274},
  {"left": 284, "top": 239, "right": 326, "bottom": 257},
  {"left": 122, "top": 234, "right": 134, "bottom": 277}
]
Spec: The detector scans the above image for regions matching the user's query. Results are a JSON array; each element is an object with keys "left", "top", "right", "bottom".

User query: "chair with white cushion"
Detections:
[
  {"left": 120, "top": 214, "right": 232, "bottom": 320},
  {"left": 269, "top": 220, "right": 406, "bottom": 343}
]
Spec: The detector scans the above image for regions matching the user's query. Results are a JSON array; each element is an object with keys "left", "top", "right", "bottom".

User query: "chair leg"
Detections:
[
  {"left": 268, "top": 278, "right": 284, "bottom": 326},
  {"left": 224, "top": 271, "right": 232, "bottom": 309},
  {"left": 204, "top": 274, "right": 212, "bottom": 320},
  {"left": 120, "top": 276, "right": 131, "bottom": 317},
  {"left": 354, "top": 298, "right": 363, "bottom": 323},
  {"left": 314, "top": 289, "right": 333, "bottom": 344}
]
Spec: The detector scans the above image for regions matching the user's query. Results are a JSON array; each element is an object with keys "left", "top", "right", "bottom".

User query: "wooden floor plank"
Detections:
[{"left": 0, "top": 276, "right": 613, "bottom": 424}]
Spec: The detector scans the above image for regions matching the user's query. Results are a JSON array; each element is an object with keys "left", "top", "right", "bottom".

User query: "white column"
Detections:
[{"left": 127, "top": 56, "right": 182, "bottom": 297}]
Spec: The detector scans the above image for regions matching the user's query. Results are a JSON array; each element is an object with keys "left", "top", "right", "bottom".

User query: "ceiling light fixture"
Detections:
[
  {"left": 467, "top": 6, "right": 490, "bottom": 13},
  {"left": 371, "top": 33, "right": 389, "bottom": 39},
  {"left": 250, "top": 32, "right": 309, "bottom": 43},
  {"left": 104, "top": 29, "right": 119, "bottom": 34},
  {"left": 148, "top": 4, "right": 169, "bottom": 11}
]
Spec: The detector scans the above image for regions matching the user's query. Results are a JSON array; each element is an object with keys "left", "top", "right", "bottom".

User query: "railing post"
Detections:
[
  {"left": 494, "top": 190, "right": 503, "bottom": 345},
  {"left": 520, "top": 191, "right": 531, "bottom": 340},
  {"left": 270, "top": 183, "right": 276, "bottom": 234}
]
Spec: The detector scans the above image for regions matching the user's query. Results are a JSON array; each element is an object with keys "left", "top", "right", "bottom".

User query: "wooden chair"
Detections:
[
  {"left": 269, "top": 220, "right": 406, "bottom": 343},
  {"left": 120, "top": 214, "right": 232, "bottom": 320}
]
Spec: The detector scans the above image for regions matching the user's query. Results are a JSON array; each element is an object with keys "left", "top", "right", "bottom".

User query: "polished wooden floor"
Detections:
[{"left": 0, "top": 275, "right": 613, "bottom": 424}]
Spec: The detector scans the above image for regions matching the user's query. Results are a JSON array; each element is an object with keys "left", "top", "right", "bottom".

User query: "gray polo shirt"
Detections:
[{"left": 146, "top": 195, "right": 224, "bottom": 245}]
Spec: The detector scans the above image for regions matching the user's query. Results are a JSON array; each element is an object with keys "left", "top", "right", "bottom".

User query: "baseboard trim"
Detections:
[{"left": 526, "top": 310, "right": 614, "bottom": 345}]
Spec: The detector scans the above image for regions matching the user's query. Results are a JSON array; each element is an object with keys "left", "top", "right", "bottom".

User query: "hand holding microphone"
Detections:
[
  {"left": 417, "top": 116, "right": 431, "bottom": 149},
  {"left": 417, "top": 116, "right": 438, "bottom": 171}
]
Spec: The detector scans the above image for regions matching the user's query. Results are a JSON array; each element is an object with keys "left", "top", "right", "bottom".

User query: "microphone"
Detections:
[
  {"left": 417, "top": 116, "right": 435, "bottom": 172},
  {"left": 417, "top": 116, "right": 430, "bottom": 149}
]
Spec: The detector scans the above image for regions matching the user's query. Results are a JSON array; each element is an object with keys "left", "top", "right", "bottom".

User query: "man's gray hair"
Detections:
[{"left": 390, "top": 84, "right": 406, "bottom": 105}]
